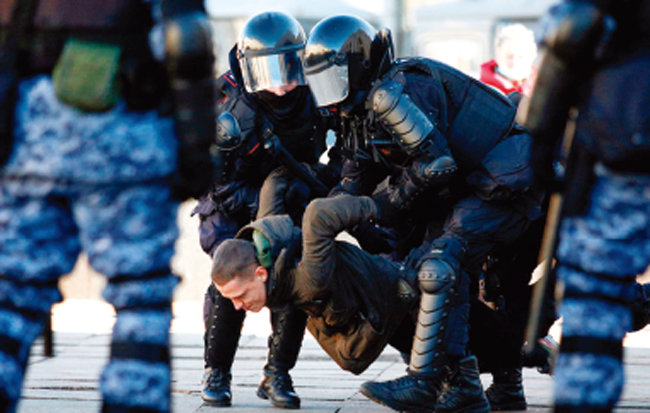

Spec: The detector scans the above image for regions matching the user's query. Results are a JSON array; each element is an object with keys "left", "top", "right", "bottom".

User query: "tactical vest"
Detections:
[
  {"left": 382, "top": 58, "right": 517, "bottom": 169},
  {"left": 0, "top": 0, "right": 155, "bottom": 76}
]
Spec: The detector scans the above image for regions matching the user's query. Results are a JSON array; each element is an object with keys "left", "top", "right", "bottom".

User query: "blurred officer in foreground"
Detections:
[
  {"left": 302, "top": 14, "right": 544, "bottom": 412},
  {"left": 520, "top": 0, "right": 650, "bottom": 411},
  {"left": 193, "top": 11, "right": 339, "bottom": 409},
  {"left": 0, "top": 0, "right": 216, "bottom": 411}
]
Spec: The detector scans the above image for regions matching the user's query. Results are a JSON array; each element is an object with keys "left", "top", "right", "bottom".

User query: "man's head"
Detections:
[
  {"left": 211, "top": 239, "right": 268, "bottom": 312},
  {"left": 236, "top": 11, "right": 307, "bottom": 94},
  {"left": 494, "top": 23, "right": 537, "bottom": 82},
  {"left": 303, "top": 14, "right": 394, "bottom": 108}
]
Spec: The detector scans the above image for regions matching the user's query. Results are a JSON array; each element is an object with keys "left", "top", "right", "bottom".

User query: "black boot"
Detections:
[
  {"left": 631, "top": 282, "right": 650, "bottom": 332},
  {"left": 257, "top": 367, "right": 300, "bottom": 409},
  {"left": 201, "top": 285, "right": 244, "bottom": 405},
  {"left": 361, "top": 374, "right": 443, "bottom": 412},
  {"left": 436, "top": 355, "right": 490, "bottom": 413},
  {"left": 256, "top": 307, "right": 306, "bottom": 409},
  {"left": 361, "top": 245, "right": 467, "bottom": 413},
  {"left": 485, "top": 368, "right": 527, "bottom": 411},
  {"left": 202, "top": 367, "right": 232, "bottom": 406}
]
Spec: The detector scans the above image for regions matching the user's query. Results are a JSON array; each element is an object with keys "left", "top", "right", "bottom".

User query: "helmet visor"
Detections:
[
  {"left": 305, "top": 63, "right": 349, "bottom": 107},
  {"left": 239, "top": 48, "right": 306, "bottom": 93}
]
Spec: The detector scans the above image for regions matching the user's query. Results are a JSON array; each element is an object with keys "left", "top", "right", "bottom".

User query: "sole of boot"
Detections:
[
  {"left": 201, "top": 396, "right": 231, "bottom": 407},
  {"left": 488, "top": 401, "right": 527, "bottom": 411},
  {"left": 256, "top": 386, "right": 300, "bottom": 409},
  {"left": 438, "top": 400, "right": 491, "bottom": 413},
  {"left": 359, "top": 386, "right": 435, "bottom": 413}
]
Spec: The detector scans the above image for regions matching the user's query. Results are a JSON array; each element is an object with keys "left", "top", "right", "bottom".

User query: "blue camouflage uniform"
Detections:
[
  {"left": 554, "top": 165, "right": 650, "bottom": 408},
  {"left": 524, "top": 1, "right": 650, "bottom": 409},
  {"left": 0, "top": 0, "right": 217, "bottom": 409},
  {"left": 0, "top": 76, "right": 179, "bottom": 412}
]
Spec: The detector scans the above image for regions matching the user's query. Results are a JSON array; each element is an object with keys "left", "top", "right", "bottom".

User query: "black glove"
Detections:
[
  {"left": 350, "top": 221, "right": 398, "bottom": 255},
  {"left": 371, "top": 191, "right": 401, "bottom": 226},
  {"left": 285, "top": 178, "right": 311, "bottom": 226}
]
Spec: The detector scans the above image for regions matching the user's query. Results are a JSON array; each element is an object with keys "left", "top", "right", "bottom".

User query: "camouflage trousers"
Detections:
[
  {"left": 0, "top": 76, "right": 180, "bottom": 413},
  {"left": 554, "top": 163, "right": 650, "bottom": 409}
]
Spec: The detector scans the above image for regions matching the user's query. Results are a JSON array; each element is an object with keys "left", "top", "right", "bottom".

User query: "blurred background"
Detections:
[{"left": 55, "top": 0, "right": 560, "bottom": 333}]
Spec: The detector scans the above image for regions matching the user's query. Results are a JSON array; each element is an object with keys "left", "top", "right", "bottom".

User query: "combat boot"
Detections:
[
  {"left": 201, "top": 367, "right": 232, "bottom": 406},
  {"left": 361, "top": 373, "right": 443, "bottom": 412},
  {"left": 361, "top": 244, "right": 467, "bottom": 413},
  {"left": 256, "top": 307, "right": 306, "bottom": 409},
  {"left": 485, "top": 368, "right": 527, "bottom": 411},
  {"left": 257, "top": 367, "right": 300, "bottom": 409},
  {"left": 632, "top": 283, "right": 650, "bottom": 331},
  {"left": 436, "top": 355, "right": 490, "bottom": 413},
  {"left": 201, "top": 286, "right": 244, "bottom": 406}
]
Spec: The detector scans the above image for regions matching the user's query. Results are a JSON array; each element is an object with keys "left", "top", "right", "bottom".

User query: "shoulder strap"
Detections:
[
  {"left": 0, "top": 0, "right": 40, "bottom": 166},
  {"left": 2, "top": 0, "right": 40, "bottom": 70}
]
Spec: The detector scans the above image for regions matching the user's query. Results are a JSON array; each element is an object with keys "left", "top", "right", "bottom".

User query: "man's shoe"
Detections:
[
  {"left": 485, "top": 368, "right": 526, "bottom": 411},
  {"left": 360, "top": 374, "right": 440, "bottom": 412},
  {"left": 257, "top": 370, "right": 300, "bottom": 409},
  {"left": 201, "top": 368, "right": 232, "bottom": 406},
  {"left": 436, "top": 356, "right": 490, "bottom": 413}
]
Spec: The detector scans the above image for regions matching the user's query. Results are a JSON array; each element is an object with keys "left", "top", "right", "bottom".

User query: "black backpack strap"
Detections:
[{"left": 0, "top": 0, "right": 40, "bottom": 166}]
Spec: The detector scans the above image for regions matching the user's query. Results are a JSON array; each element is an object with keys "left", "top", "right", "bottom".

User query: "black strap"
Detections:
[
  {"left": 554, "top": 404, "right": 613, "bottom": 413},
  {"left": 0, "top": 389, "right": 12, "bottom": 412},
  {"left": 563, "top": 288, "right": 631, "bottom": 306},
  {"left": 0, "top": 274, "right": 59, "bottom": 288},
  {"left": 0, "top": 296, "right": 49, "bottom": 322},
  {"left": 2, "top": 0, "right": 40, "bottom": 67},
  {"left": 561, "top": 261, "right": 637, "bottom": 284},
  {"left": 110, "top": 341, "right": 170, "bottom": 364},
  {"left": 0, "top": 334, "right": 21, "bottom": 359},
  {"left": 102, "top": 403, "right": 162, "bottom": 413},
  {"left": 0, "top": 0, "right": 40, "bottom": 165},
  {"left": 108, "top": 269, "right": 172, "bottom": 284},
  {"left": 561, "top": 336, "right": 623, "bottom": 359}
]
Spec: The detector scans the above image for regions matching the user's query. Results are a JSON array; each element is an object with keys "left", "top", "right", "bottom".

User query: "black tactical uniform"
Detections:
[
  {"left": 192, "top": 11, "right": 338, "bottom": 409},
  {"left": 303, "top": 14, "right": 544, "bottom": 412}
]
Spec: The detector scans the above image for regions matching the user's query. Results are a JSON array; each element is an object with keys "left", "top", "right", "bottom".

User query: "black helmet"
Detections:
[
  {"left": 237, "top": 11, "right": 307, "bottom": 93},
  {"left": 304, "top": 14, "right": 394, "bottom": 107}
]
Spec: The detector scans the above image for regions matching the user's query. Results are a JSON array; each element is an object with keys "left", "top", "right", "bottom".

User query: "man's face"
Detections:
[
  {"left": 215, "top": 264, "right": 268, "bottom": 312},
  {"left": 264, "top": 84, "right": 298, "bottom": 96}
]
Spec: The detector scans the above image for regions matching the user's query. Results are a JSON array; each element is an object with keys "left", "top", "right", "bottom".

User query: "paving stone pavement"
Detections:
[{"left": 16, "top": 302, "right": 650, "bottom": 412}]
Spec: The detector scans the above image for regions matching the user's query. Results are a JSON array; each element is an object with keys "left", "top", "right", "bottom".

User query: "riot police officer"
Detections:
[
  {"left": 193, "top": 11, "right": 338, "bottom": 409},
  {"left": 0, "top": 0, "right": 216, "bottom": 412},
  {"left": 303, "top": 14, "right": 544, "bottom": 412},
  {"left": 521, "top": 1, "right": 650, "bottom": 410}
]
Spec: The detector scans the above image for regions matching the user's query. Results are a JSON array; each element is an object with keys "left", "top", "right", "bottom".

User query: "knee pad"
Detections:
[{"left": 417, "top": 258, "right": 457, "bottom": 295}]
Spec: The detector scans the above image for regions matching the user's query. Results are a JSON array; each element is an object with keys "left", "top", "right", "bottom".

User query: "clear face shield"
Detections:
[
  {"left": 239, "top": 44, "right": 306, "bottom": 94},
  {"left": 304, "top": 61, "right": 349, "bottom": 108}
]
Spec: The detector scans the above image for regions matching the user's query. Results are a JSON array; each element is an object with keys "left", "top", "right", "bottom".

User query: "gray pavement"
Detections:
[{"left": 16, "top": 302, "right": 650, "bottom": 412}]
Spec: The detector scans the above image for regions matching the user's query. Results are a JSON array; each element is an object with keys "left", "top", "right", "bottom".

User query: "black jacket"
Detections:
[{"left": 237, "top": 195, "right": 418, "bottom": 374}]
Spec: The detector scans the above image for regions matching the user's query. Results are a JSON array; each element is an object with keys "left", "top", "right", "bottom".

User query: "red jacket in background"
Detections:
[{"left": 480, "top": 59, "right": 529, "bottom": 96}]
